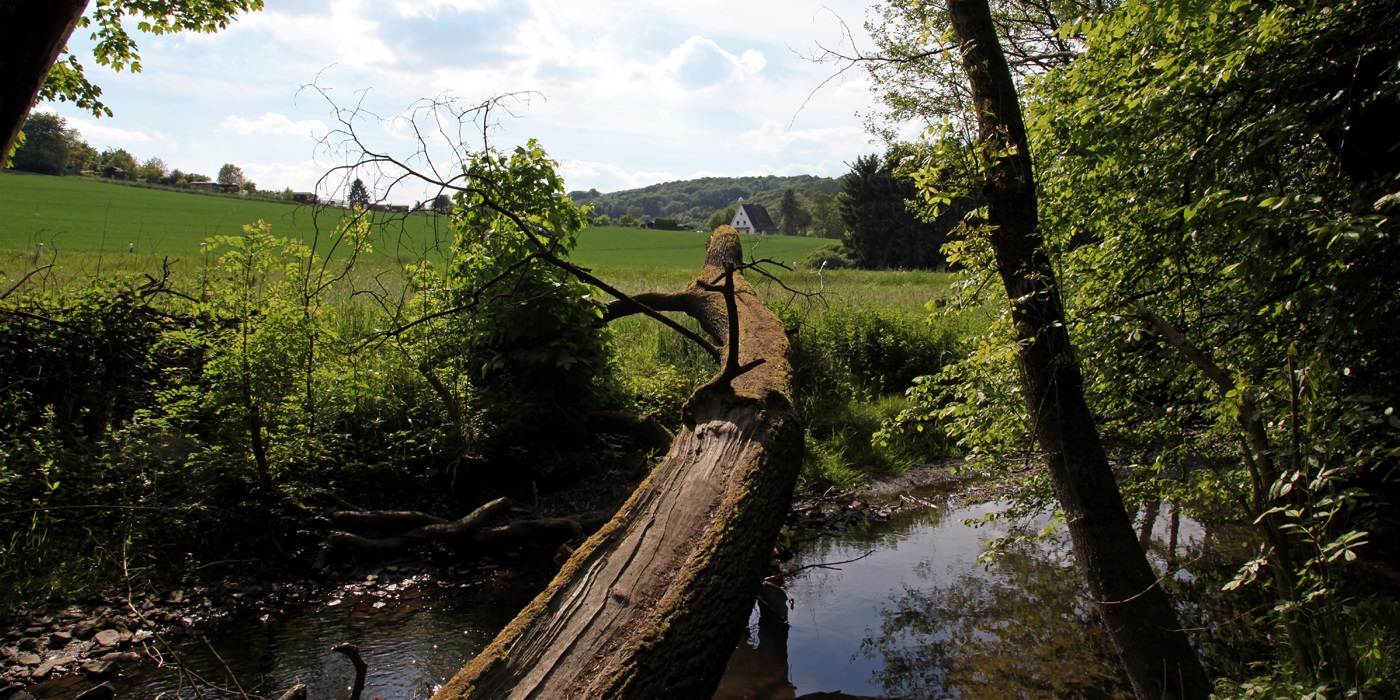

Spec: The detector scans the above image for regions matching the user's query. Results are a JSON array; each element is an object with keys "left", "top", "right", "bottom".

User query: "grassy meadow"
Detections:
[
  {"left": 0, "top": 171, "right": 830, "bottom": 270},
  {"left": 0, "top": 170, "right": 344, "bottom": 255}
]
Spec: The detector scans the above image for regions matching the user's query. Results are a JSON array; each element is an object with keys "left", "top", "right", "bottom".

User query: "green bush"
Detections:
[{"left": 798, "top": 242, "right": 855, "bottom": 270}]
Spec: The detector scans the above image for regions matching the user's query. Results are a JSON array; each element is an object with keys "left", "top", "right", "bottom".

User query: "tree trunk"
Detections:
[
  {"left": 944, "top": 1, "right": 1211, "bottom": 698},
  {"left": 433, "top": 226, "right": 802, "bottom": 699},
  {"left": 0, "top": 0, "right": 87, "bottom": 159}
]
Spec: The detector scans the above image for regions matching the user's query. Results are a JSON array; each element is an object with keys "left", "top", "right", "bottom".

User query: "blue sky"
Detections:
[{"left": 38, "top": 1, "right": 900, "bottom": 205}]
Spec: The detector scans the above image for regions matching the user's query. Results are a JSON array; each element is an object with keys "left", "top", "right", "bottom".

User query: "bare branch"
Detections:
[
  {"left": 1134, "top": 303, "right": 1232, "bottom": 392},
  {"left": 1, "top": 264, "right": 53, "bottom": 300},
  {"left": 478, "top": 202, "right": 722, "bottom": 360},
  {"left": 352, "top": 252, "right": 540, "bottom": 352},
  {"left": 305, "top": 90, "right": 728, "bottom": 362}
]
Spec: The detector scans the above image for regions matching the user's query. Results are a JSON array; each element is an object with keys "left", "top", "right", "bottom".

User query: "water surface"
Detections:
[{"left": 105, "top": 495, "right": 1228, "bottom": 699}]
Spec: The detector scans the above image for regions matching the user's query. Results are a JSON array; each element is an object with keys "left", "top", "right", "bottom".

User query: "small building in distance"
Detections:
[
  {"left": 292, "top": 192, "right": 318, "bottom": 204},
  {"left": 730, "top": 200, "right": 777, "bottom": 235},
  {"left": 188, "top": 181, "right": 239, "bottom": 194},
  {"left": 369, "top": 201, "right": 410, "bottom": 213}
]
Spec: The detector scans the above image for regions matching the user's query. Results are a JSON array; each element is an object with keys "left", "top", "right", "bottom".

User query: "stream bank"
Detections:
[
  {"left": 0, "top": 462, "right": 975, "bottom": 699},
  {"left": 2, "top": 460, "right": 1246, "bottom": 699}
]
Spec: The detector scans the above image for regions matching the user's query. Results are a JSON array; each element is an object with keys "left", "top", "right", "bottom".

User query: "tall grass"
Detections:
[{"left": 594, "top": 261, "right": 966, "bottom": 493}]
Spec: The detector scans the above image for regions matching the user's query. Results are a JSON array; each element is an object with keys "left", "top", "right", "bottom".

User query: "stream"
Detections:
[{"left": 43, "top": 487, "right": 1237, "bottom": 699}]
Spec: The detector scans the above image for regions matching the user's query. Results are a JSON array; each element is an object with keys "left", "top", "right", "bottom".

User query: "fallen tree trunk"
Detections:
[
  {"left": 434, "top": 226, "right": 803, "bottom": 699},
  {"left": 315, "top": 497, "right": 607, "bottom": 570},
  {"left": 329, "top": 510, "right": 448, "bottom": 534}
]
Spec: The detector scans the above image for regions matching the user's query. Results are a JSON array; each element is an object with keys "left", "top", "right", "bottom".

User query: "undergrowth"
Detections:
[{"left": 0, "top": 244, "right": 965, "bottom": 611}]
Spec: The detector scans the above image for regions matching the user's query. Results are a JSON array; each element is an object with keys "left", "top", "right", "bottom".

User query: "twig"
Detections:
[
  {"left": 769, "top": 550, "right": 876, "bottom": 579},
  {"left": 696, "top": 262, "right": 765, "bottom": 391},
  {"left": 350, "top": 252, "right": 539, "bottom": 352},
  {"left": 306, "top": 88, "right": 724, "bottom": 362},
  {"left": 333, "top": 643, "right": 368, "bottom": 700},
  {"left": 202, "top": 635, "right": 251, "bottom": 699},
  {"left": 192, "top": 558, "right": 259, "bottom": 571},
  {"left": 1, "top": 263, "right": 54, "bottom": 300}
]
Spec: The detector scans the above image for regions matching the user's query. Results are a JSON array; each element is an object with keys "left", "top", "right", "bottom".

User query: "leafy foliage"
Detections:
[
  {"left": 779, "top": 302, "right": 962, "bottom": 490},
  {"left": 880, "top": 0, "right": 1400, "bottom": 691},
  {"left": 807, "top": 191, "right": 846, "bottom": 239},
  {"left": 216, "top": 162, "right": 246, "bottom": 187},
  {"left": 839, "top": 148, "right": 970, "bottom": 270},
  {"left": 778, "top": 188, "right": 812, "bottom": 236},
  {"left": 8, "top": 113, "right": 78, "bottom": 175},
  {"left": 445, "top": 139, "right": 605, "bottom": 406},
  {"left": 40, "top": 0, "right": 265, "bottom": 119}
]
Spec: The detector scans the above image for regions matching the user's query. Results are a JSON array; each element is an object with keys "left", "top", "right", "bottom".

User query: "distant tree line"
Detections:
[
  {"left": 569, "top": 174, "right": 841, "bottom": 228},
  {"left": 567, "top": 152, "right": 971, "bottom": 272},
  {"left": 4, "top": 112, "right": 302, "bottom": 200},
  {"left": 571, "top": 152, "right": 970, "bottom": 273}
]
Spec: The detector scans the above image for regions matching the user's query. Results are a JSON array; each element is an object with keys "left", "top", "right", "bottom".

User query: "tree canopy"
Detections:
[
  {"left": 570, "top": 174, "right": 840, "bottom": 228},
  {"left": 1, "top": 0, "right": 263, "bottom": 160},
  {"left": 1029, "top": 3, "right": 1399, "bottom": 684},
  {"left": 217, "top": 163, "right": 247, "bottom": 187},
  {"left": 8, "top": 112, "right": 75, "bottom": 175},
  {"left": 348, "top": 178, "right": 370, "bottom": 208},
  {"left": 838, "top": 148, "right": 969, "bottom": 270},
  {"left": 875, "top": 0, "right": 1400, "bottom": 692},
  {"left": 41, "top": 0, "right": 266, "bottom": 120}
]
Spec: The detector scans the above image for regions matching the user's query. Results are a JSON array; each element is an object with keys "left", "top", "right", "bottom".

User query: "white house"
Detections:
[{"left": 729, "top": 200, "right": 778, "bottom": 235}]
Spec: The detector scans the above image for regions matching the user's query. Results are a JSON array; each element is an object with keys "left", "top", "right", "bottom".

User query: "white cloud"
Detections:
[
  {"left": 221, "top": 112, "right": 329, "bottom": 138},
  {"left": 661, "top": 36, "right": 757, "bottom": 90},
  {"left": 392, "top": 0, "right": 497, "bottom": 19},
  {"left": 54, "top": 113, "right": 156, "bottom": 146},
  {"left": 738, "top": 49, "right": 767, "bottom": 74},
  {"left": 39, "top": 0, "right": 896, "bottom": 196},
  {"left": 559, "top": 159, "right": 677, "bottom": 192},
  {"left": 239, "top": 0, "right": 397, "bottom": 70},
  {"left": 241, "top": 160, "right": 327, "bottom": 192},
  {"left": 735, "top": 119, "right": 872, "bottom": 157}
]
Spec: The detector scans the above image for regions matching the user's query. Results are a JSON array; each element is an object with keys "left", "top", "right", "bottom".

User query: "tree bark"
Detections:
[
  {"left": 433, "top": 226, "right": 803, "bottom": 699},
  {"left": 944, "top": 1, "right": 1211, "bottom": 697},
  {"left": 0, "top": 0, "right": 87, "bottom": 159}
]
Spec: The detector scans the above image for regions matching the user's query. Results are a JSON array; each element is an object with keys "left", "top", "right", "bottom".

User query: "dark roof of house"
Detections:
[{"left": 739, "top": 203, "right": 777, "bottom": 232}]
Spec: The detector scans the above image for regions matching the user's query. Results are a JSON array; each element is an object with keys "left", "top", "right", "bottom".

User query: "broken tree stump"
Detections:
[{"left": 434, "top": 226, "right": 803, "bottom": 699}]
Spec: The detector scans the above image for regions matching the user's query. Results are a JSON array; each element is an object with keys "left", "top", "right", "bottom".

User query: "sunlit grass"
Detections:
[{"left": 0, "top": 172, "right": 832, "bottom": 267}]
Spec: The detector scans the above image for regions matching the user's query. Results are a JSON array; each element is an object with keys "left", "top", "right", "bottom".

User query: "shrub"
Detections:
[{"left": 798, "top": 242, "right": 855, "bottom": 270}]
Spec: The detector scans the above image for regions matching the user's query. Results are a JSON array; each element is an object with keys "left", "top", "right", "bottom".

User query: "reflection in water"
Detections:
[
  {"left": 105, "top": 496, "right": 1249, "bottom": 700},
  {"left": 716, "top": 495, "right": 1250, "bottom": 700},
  {"left": 859, "top": 539, "right": 1129, "bottom": 699},
  {"left": 714, "top": 595, "right": 799, "bottom": 700},
  {"left": 718, "top": 496, "right": 1020, "bottom": 699},
  {"left": 117, "top": 566, "right": 552, "bottom": 699}
]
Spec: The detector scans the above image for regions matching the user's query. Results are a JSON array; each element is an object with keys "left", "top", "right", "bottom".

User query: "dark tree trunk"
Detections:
[
  {"left": 0, "top": 0, "right": 86, "bottom": 158},
  {"left": 944, "top": 1, "right": 1211, "bottom": 697},
  {"left": 433, "top": 227, "right": 803, "bottom": 699}
]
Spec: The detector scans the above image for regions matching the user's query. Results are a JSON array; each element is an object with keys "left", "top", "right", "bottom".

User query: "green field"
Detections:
[{"left": 0, "top": 171, "right": 829, "bottom": 268}]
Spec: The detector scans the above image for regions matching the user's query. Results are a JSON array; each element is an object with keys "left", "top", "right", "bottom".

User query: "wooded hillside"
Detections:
[{"left": 569, "top": 174, "right": 840, "bottom": 226}]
